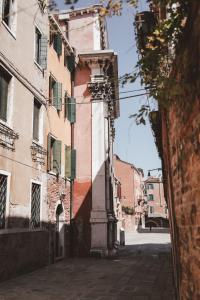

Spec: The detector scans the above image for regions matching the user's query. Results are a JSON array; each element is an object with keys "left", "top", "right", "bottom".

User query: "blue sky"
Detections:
[{"left": 56, "top": 0, "right": 161, "bottom": 176}]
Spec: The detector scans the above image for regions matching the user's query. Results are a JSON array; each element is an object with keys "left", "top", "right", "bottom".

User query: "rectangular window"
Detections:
[
  {"left": 53, "top": 33, "right": 62, "bottom": 56},
  {"left": 65, "top": 146, "right": 76, "bottom": 180},
  {"left": 0, "top": 174, "right": 7, "bottom": 229},
  {"left": 47, "top": 134, "right": 61, "bottom": 174},
  {"left": 0, "top": 66, "right": 11, "bottom": 122},
  {"left": 35, "top": 27, "right": 47, "bottom": 69},
  {"left": 147, "top": 183, "right": 154, "bottom": 189},
  {"left": 150, "top": 206, "right": 154, "bottom": 214},
  {"left": 30, "top": 183, "right": 41, "bottom": 229},
  {"left": 49, "top": 75, "right": 62, "bottom": 111},
  {"left": 2, "top": 0, "right": 16, "bottom": 32},
  {"left": 2, "top": 0, "right": 10, "bottom": 26},
  {"left": 148, "top": 194, "right": 154, "bottom": 201},
  {"left": 33, "top": 99, "right": 41, "bottom": 141},
  {"left": 35, "top": 28, "right": 42, "bottom": 64}
]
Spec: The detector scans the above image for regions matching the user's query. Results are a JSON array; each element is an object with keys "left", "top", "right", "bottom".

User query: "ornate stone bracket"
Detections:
[
  {"left": 31, "top": 142, "right": 47, "bottom": 165},
  {"left": 88, "top": 75, "right": 113, "bottom": 102},
  {"left": 0, "top": 122, "right": 19, "bottom": 151}
]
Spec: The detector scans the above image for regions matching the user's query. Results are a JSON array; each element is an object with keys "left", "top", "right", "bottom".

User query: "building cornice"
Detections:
[
  {"left": 79, "top": 50, "right": 119, "bottom": 118},
  {"left": 48, "top": 15, "right": 74, "bottom": 55}
]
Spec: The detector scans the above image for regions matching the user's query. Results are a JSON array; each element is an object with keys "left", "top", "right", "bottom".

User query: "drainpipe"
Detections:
[{"left": 70, "top": 69, "right": 75, "bottom": 221}]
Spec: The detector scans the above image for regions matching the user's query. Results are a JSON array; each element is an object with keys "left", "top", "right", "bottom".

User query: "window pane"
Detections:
[
  {"left": 0, "top": 68, "right": 11, "bottom": 121},
  {"left": 30, "top": 183, "right": 41, "bottom": 228},
  {"left": 35, "top": 28, "right": 42, "bottom": 64},
  {"left": 0, "top": 174, "right": 7, "bottom": 229},
  {"left": 2, "top": 0, "right": 10, "bottom": 26},
  {"left": 33, "top": 99, "right": 41, "bottom": 141}
]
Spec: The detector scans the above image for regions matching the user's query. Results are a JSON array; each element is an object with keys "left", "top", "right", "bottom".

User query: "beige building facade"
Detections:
[{"left": 0, "top": 0, "right": 49, "bottom": 280}]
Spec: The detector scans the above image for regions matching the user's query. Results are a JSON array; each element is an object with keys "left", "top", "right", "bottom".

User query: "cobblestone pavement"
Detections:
[{"left": 0, "top": 230, "right": 176, "bottom": 300}]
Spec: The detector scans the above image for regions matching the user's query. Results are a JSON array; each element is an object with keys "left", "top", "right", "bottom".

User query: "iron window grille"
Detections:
[
  {"left": 30, "top": 183, "right": 41, "bottom": 229},
  {"left": 0, "top": 174, "right": 7, "bottom": 229}
]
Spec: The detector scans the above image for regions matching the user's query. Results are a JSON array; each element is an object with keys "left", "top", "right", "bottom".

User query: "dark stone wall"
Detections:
[{"left": 0, "top": 230, "right": 49, "bottom": 281}]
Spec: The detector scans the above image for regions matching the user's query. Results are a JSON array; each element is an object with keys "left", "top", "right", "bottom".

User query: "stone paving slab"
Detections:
[{"left": 0, "top": 232, "right": 176, "bottom": 300}]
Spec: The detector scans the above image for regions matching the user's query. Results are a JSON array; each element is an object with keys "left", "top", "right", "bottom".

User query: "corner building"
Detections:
[{"left": 59, "top": 5, "right": 120, "bottom": 257}]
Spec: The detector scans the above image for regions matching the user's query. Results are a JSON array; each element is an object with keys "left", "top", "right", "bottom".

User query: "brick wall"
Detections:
[{"left": 161, "top": 2, "right": 200, "bottom": 299}]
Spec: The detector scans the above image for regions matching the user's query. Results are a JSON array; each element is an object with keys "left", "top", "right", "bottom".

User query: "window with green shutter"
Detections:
[
  {"left": 148, "top": 194, "right": 154, "bottom": 201},
  {"left": 67, "top": 97, "right": 76, "bottom": 123},
  {"left": 0, "top": 67, "right": 11, "bottom": 122},
  {"left": 65, "top": 146, "right": 76, "bottom": 180},
  {"left": 35, "top": 27, "right": 47, "bottom": 69},
  {"left": 53, "top": 34, "right": 62, "bottom": 57},
  {"left": 53, "top": 140, "right": 62, "bottom": 174},
  {"left": 47, "top": 134, "right": 61, "bottom": 175},
  {"left": 67, "top": 54, "right": 75, "bottom": 72},
  {"left": 49, "top": 75, "right": 62, "bottom": 111},
  {"left": 64, "top": 92, "right": 68, "bottom": 119}
]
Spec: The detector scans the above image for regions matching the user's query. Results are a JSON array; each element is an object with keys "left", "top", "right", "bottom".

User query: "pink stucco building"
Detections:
[
  {"left": 59, "top": 5, "right": 120, "bottom": 257},
  {"left": 144, "top": 177, "right": 168, "bottom": 227},
  {"left": 113, "top": 155, "right": 144, "bottom": 232}
]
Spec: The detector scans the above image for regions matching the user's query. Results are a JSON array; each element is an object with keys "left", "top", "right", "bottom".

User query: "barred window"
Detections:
[
  {"left": 30, "top": 183, "right": 41, "bottom": 228},
  {"left": 0, "top": 174, "right": 7, "bottom": 229}
]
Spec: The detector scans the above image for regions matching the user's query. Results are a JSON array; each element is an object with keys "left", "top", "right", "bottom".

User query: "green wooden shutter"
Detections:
[
  {"left": 53, "top": 81, "right": 58, "bottom": 108},
  {"left": 53, "top": 82, "right": 62, "bottom": 110},
  {"left": 67, "top": 54, "right": 75, "bottom": 72},
  {"left": 65, "top": 145, "right": 71, "bottom": 178},
  {"left": 57, "top": 82, "right": 62, "bottom": 111},
  {"left": 64, "top": 92, "right": 68, "bottom": 119},
  {"left": 67, "top": 97, "right": 76, "bottom": 123},
  {"left": 71, "top": 149, "right": 76, "bottom": 179},
  {"left": 54, "top": 34, "right": 62, "bottom": 56},
  {"left": 47, "top": 134, "right": 51, "bottom": 171},
  {"left": 53, "top": 140, "right": 62, "bottom": 174},
  {"left": 40, "top": 35, "right": 48, "bottom": 69}
]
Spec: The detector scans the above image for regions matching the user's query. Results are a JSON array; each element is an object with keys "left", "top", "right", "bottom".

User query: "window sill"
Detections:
[
  {"left": 32, "top": 139, "right": 43, "bottom": 147},
  {"left": 0, "top": 119, "right": 12, "bottom": 130},
  {"left": 48, "top": 170, "right": 58, "bottom": 176},
  {"left": 34, "top": 60, "right": 44, "bottom": 72},
  {"left": 2, "top": 21, "right": 16, "bottom": 39}
]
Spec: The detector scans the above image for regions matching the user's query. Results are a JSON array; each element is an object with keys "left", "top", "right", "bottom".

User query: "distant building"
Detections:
[
  {"left": 113, "top": 155, "right": 144, "bottom": 232},
  {"left": 144, "top": 177, "right": 168, "bottom": 227}
]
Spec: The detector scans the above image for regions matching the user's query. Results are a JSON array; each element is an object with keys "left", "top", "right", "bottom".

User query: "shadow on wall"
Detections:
[
  {"left": 0, "top": 161, "right": 114, "bottom": 281},
  {"left": 71, "top": 159, "right": 116, "bottom": 257},
  {"left": 0, "top": 217, "right": 70, "bottom": 282}
]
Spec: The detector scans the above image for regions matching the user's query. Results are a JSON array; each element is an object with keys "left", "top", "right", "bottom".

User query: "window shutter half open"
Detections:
[
  {"left": 71, "top": 149, "right": 76, "bottom": 179},
  {"left": 67, "top": 54, "right": 75, "bottom": 72},
  {"left": 65, "top": 145, "right": 71, "bottom": 178},
  {"left": 47, "top": 134, "right": 51, "bottom": 171},
  {"left": 71, "top": 97, "right": 76, "bottom": 123},
  {"left": 53, "top": 81, "right": 58, "bottom": 108},
  {"left": 40, "top": 35, "right": 48, "bottom": 69},
  {"left": 57, "top": 82, "right": 62, "bottom": 111},
  {"left": 53, "top": 82, "right": 62, "bottom": 110},
  {"left": 56, "top": 35, "right": 62, "bottom": 56},
  {"left": 67, "top": 97, "right": 76, "bottom": 123},
  {"left": 53, "top": 140, "right": 62, "bottom": 174}
]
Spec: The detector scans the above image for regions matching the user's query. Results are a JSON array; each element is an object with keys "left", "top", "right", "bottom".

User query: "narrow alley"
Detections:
[{"left": 0, "top": 230, "right": 175, "bottom": 300}]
